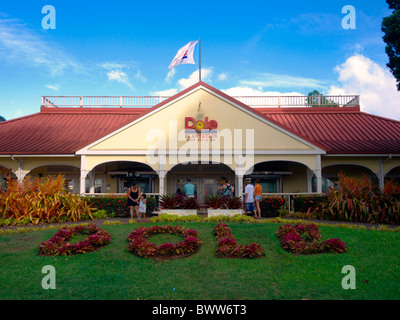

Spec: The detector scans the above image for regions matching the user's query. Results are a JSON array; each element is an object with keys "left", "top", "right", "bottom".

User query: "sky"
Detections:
[{"left": 0, "top": 0, "right": 399, "bottom": 120}]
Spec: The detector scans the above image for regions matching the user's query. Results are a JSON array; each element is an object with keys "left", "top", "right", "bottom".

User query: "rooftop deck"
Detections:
[{"left": 41, "top": 94, "right": 360, "bottom": 108}]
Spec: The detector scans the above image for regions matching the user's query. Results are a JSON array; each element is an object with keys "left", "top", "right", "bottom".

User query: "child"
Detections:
[{"left": 138, "top": 193, "right": 147, "bottom": 222}]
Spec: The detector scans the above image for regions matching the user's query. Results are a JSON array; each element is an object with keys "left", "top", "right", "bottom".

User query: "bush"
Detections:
[
  {"left": 276, "top": 222, "right": 347, "bottom": 255},
  {"left": 260, "top": 196, "right": 285, "bottom": 217},
  {"left": 0, "top": 175, "right": 94, "bottom": 225},
  {"left": 86, "top": 195, "right": 157, "bottom": 217},
  {"left": 213, "top": 223, "right": 265, "bottom": 258},
  {"left": 293, "top": 195, "right": 327, "bottom": 215},
  {"left": 314, "top": 173, "right": 400, "bottom": 225}
]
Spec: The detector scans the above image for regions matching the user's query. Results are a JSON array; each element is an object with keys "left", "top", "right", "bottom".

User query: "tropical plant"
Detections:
[
  {"left": 158, "top": 194, "right": 179, "bottom": 209},
  {"left": 204, "top": 193, "right": 227, "bottom": 209},
  {"left": 225, "top": 196, "right": 243, "bottom": 209},
  {"left": 0, "top": 175, "right": 94, "bottom": 225}
]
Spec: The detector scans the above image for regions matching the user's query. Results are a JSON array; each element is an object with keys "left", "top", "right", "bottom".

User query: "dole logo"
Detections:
[{"left": 185, "top": 117, "right": 218, "bottom": 132}]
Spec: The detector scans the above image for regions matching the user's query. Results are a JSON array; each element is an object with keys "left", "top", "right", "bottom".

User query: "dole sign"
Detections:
[{"left": 185, "top": 117, "right": 218, "bottom": 141}]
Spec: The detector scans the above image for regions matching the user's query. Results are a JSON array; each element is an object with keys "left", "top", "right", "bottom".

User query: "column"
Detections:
[
  {"left": 157, "top": 170, "right": 168, "bottom": 196},
  {"left": 80, "top": 155, "right": 87, "bottom": 195},
  {"left": 378, "top": 158, "right": 385, "bottom": 190},
  {"left": 314, "top": 155, "right": 322, "bottom": 194}
]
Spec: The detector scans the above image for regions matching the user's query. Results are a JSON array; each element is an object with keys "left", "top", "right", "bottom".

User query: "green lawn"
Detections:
[{"left": 1, "top": 222, "right": 400, "bottom": 300}]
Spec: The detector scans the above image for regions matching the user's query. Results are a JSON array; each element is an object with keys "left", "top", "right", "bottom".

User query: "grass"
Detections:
[{"left": 1, "top": 221, "right": 400, "bottom": 300}]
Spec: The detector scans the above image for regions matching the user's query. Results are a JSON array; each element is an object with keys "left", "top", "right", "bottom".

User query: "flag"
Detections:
[{"left": 169, "top": 41, "right": 198, "bottom": 70}]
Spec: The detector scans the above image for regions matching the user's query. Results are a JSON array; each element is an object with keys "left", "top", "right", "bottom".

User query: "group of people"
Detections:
[
  {"left": 244, "top": 178, "right": 262, "bottom": 219},
  {"left": 126, "top": 177, "right": 263, "bottom": 221},
  {"left": 127, "top": 183, "right": 147, "bottom": 222}
]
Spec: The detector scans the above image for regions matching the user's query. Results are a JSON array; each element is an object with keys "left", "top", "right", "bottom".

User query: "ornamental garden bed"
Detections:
[{"left": 1, "top": 222, "right": 400, "bottom": 300}]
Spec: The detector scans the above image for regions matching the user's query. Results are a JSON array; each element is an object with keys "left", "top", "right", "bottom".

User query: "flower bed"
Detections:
[
  {"left": 127, "top": 225, "right": 202, "bottom": 260},
  {"left": 213, "top": 223, "right": 265, "bottom": 258},
  {"left": 276, "top": 222, "right": 348, "bottom": 255},
  {"left": 38, "top": 223, "right": 112, "bottom": 256}
]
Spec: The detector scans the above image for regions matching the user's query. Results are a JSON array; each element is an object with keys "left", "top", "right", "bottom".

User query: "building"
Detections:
[{"left": 1, "top": 81, "right": 400, "bottom": 198}]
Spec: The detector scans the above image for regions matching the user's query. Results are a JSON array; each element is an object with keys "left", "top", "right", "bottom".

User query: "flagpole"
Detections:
[{"left": 199, "top": 37, "right": 201, "bottom": 82}]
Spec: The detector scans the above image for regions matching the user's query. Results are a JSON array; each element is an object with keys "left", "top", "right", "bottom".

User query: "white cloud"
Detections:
[
  {"left": 45, "top": 84, "right": 60, "bottom": 92},
  {"left": 135, "top": 70, "right": 147, "bottom": 82},
  {"left": 0, "top": 17, "right": 82, "bottom": 75},
  {"left": 328, "top": 53, "right": 400, "bottom": 119},
  {"left": 165, "top": 68, "right": 175, "bottom": 83},
  {"left": 218, "top": 73, "right": 227, "bottom": 81},
  {"left": 222, "top": 86, "right": 303, "bottom": 97},
  {"left": 106, "top": 69, "right": 134, "bottom": 90},
  {"left": 178, "top": 68, "right": 212, "bottom": 90},
  {"left": 240, "top": 73, "right": 328, "bottom": 90},
  {"left": 152, "top": 88, "right": 178, "bottom": 96}
]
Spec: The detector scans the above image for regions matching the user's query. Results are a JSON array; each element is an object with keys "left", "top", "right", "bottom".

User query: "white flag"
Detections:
[{"left": 168, "top": 41, "right": 198, "bottom": 70}]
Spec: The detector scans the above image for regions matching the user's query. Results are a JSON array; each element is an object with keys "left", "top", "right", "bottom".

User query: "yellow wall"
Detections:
[{"left": 89, "top": 89, "right": 315, "bottom": 152}]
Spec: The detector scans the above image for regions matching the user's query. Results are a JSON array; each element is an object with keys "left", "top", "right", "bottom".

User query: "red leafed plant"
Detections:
[
  {"left": 276, "top": 222, "right": 347, "bottom": 255},
  {"left": 213, "top": 223, "right": 265, "bottom": 259},
  {"left": 127, "top": 225, "right": 202, "bottom": 260},
  {"left": 38, "top": 223, "right": 111, "bottom": 256}
]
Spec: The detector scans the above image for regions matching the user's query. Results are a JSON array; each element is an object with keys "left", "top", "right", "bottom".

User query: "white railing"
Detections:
[
  {"left": 41, "top": 96, "right": 170, "bottom": 108},
  {"left": 41, "top": 95, "right": 360, "bottom": 108},
  {"left": 233, "top": 95, "right": 360, "bottom": 107}
]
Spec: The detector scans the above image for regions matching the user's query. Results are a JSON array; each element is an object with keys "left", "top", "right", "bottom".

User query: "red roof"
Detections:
[
  {"left": 258, "top": 107, "right": 400, "bottom": 154},
  {"left": 1, "top": 82, "right": 400, "bottom": 155},
  {"left": 0, "top": 108, "right": 145, "bottom": 155}
]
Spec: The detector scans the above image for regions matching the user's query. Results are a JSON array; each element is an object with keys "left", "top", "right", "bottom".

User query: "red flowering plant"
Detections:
[
  {"left": 260, "top": 197, "right": 285, "bottom": 217},
  {"left": 213, "top": 223, "right": 265, "bottom": 259},
  {"left": 38, "top": 223, "right": 111, "bottom": 256},
  {"left": 276, "top": 222, "right": 348, "bottom": 255},
  {"left": 127, "top": 225, "right": 202, "bottom": 260}
]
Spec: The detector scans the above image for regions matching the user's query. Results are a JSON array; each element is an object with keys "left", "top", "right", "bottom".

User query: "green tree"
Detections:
[
  {"left": 382, "top": 0, "right": 400, "bottom": 90},
  {"left": 0, "top": 115, "right": 5, "bottom": 122},
  {"left": 306, "top": 90, "right": 339, "bottom": 107}
]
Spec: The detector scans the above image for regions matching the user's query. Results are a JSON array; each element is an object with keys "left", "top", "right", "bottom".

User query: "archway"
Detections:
[
  {"left": 247, "top": 161, "right": 312, "bottom": 193},
  {"left": 0, "top": 166, "right": 17, "bottom": 190},
  {"left": 88, "top": 161, "right": 158, "bottom": 194},
  {"left": 322, "top": 164, "right": 378, "bottom": 192},
  {"left": 28, "top": 164, "right": 81, "bottom": 193},
  {"left": 385, "top": 166, "right": 400, "bottom": 184}
]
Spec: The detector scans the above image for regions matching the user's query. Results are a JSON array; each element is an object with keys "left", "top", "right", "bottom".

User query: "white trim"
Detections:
[
  {"left": 79, "top": 149, "right": 324, "bottom": 156},
  {"left": 76, "top": 84, "right": 326, "bottom": 155},
  {"left": 0, "top": 154, "right": 77, "bottom": 157},
  {"left": 324, "top": 154, "right": 400, "bottom": 157}
]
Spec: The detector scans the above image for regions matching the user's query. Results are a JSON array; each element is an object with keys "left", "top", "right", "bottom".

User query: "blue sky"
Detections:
[{"left": 1, "top": 0, "right": 399, "bottom": 120}]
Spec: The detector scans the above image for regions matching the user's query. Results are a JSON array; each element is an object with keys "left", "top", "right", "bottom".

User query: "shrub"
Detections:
[
  {"left": 0, "top": 175, "right": 94, "bottom": 225},
  {"left": 314, "top": 172, "right": 400, "bottom": 225},
  {"left": 276, "top": 222, "right": 347, "bottom": 255},
  {"left": 127, "top": 225, "right": 202, "bottom": 260},
  {"left": 204, "top": 194, "right": 227, "bottom": 209},
  {"left": 293, "top": 195, "right": 327, "bottom": 215},
  {"left": 38, "top": 223, "right": 111, "bottom": 256},
  {"left": 260, "top": 196, "right": 285, "bottom": 217},
  {"left": 213, "top": 223, "right": 265, "bottom": 258}
]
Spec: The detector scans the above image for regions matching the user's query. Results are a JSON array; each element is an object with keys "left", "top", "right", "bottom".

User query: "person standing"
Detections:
[
  {"left": 244, "top": 178, "right": 256, "bottom": 217},
  {"left": 254, "top": 180, "right": 263, "bottom": 219},
  {"left": 221, "top": 179, "right": 234, "bottom": 198},
  {"left": 138, "top": 193, "right": 147, "bottom": 222},
  {"left": 127, "top": 183, "right": 141, "bottom": 220},
  {"left": 184, "top": 178, "right": 195, "bottom": 198}
]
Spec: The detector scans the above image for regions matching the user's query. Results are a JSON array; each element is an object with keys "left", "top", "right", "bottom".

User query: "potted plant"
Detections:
[
  {"left": 158, "top": 194, "right": 200, "bottom": 216},
  {"left": 204, "top": 194, "right": 244, "bottom": 217}
]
